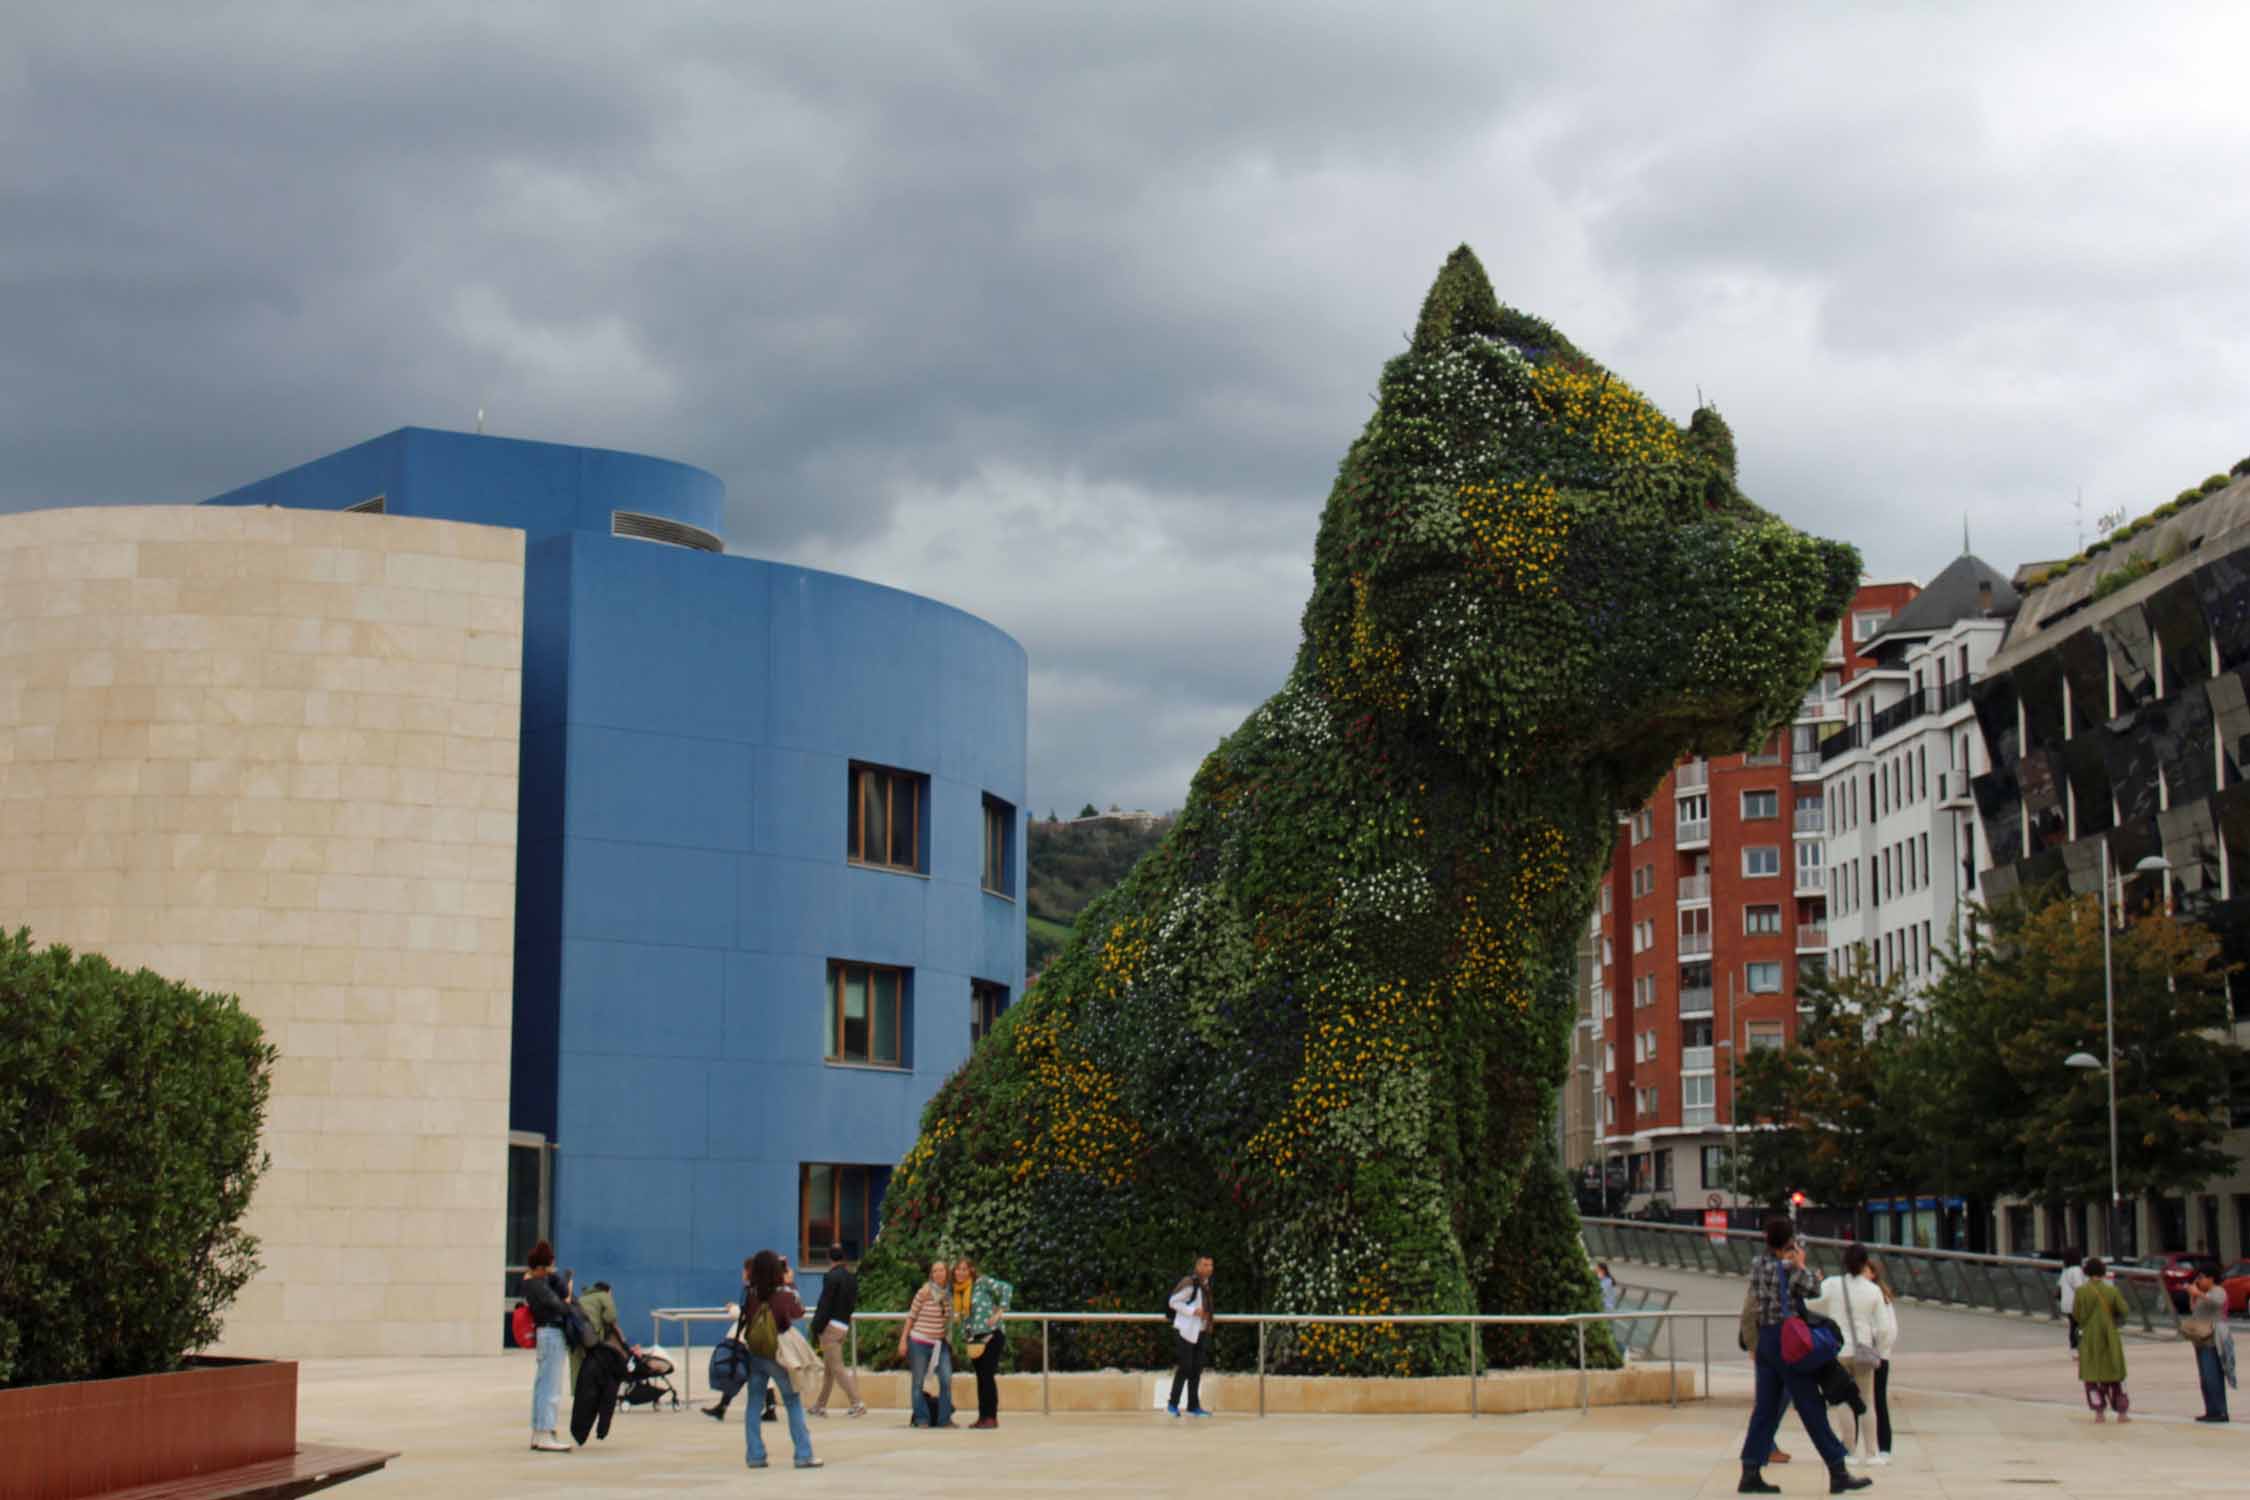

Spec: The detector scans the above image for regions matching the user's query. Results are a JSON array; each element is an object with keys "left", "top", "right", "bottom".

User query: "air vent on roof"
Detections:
[
  {"left": 611, "top": 510, "right": 723, "bottom": 553},
  {"left": 343, "top": 495, "right": 386, "bottom": 514}
]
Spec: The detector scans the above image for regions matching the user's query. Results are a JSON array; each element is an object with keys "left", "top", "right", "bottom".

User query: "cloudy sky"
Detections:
[{"left": 8, "top": 3, "right": 2249, "bottom": 814}]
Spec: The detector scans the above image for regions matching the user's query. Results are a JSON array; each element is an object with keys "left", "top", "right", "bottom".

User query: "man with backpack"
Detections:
[
  {"left": 1166, "top": 1254, "right": 1216, "bottom": 1419},
  {"left": 1737, "top": 1218, "right": 1866, "bottom": 1495}
]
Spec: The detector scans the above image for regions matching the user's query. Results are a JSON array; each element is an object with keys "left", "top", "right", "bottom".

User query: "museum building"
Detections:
[{"left": 0, "top": 427, "right": 1028, "bottom": 1354}]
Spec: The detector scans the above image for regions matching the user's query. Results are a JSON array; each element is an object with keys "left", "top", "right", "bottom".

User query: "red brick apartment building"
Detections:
[{"left": 1585, "top": 580, "right": 1918, "bottom": 1211}]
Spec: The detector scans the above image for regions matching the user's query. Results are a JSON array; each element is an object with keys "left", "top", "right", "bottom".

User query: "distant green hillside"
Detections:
[{"left": 1025, "top": 815, "right": 1173, "bottom": 972}]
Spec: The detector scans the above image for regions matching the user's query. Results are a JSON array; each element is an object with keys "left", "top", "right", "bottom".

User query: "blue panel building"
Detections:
[{"left": 207, "top": 427, "right": 1028, "bottom": 1329}]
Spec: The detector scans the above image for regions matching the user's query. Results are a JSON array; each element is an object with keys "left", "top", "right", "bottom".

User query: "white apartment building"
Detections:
[{"left": 1821, "top": 555, "right": 2018, "bottom": 986}]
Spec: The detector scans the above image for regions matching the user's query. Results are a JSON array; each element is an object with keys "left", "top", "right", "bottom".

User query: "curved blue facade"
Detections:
[{"left": 205, "top": 430, "right": 1027, "bottom": 1331}]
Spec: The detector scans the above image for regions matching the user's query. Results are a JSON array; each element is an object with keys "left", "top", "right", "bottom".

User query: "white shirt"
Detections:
[
  {"left": 1169, "top": 1279, "right": 1212, "bottom": 1342},
  {"left": 1808, "top": 1273, "right": 1897, "bottom": 1363},
  {"left": 2058, "top": 1263, "right": 2088, "bottom": 1311}
]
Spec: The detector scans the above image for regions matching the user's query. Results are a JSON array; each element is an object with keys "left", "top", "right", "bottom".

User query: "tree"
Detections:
[
  {"left": 1078, "top": 803, "right": 1099, "bottom": 818},
  {"left": 0, "top": 931, "right": 276, "bottom": 1386},
  {"left": 1928, "top": 888, "right": 2247, "bottom": 1212}
]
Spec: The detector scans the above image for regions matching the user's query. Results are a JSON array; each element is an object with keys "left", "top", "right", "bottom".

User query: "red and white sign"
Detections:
[{"left": 1704, "top": 1208, "right": 1729, "bottom": 1245}]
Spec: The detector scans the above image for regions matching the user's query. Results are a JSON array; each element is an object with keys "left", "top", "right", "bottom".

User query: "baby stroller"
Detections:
[{"left": 617, "top": 1346, "right": 679, "bottom": 1412}]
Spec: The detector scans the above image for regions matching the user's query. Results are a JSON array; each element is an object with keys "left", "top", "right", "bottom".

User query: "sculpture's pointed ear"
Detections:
[{"left": 1410, "top": 245, "right": 1505, "bottom": 355}]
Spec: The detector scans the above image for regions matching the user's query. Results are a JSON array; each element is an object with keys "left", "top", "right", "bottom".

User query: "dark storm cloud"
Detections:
[{"left": 7, "top": 3, "right": 2250, "bottom": 812}]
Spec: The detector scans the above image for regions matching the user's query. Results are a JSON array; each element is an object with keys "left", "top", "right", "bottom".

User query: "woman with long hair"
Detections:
[
  {"left": 740, "top": 1249, "right": 822, "bottom": 1468},
  {"left": 1865, "top": 1257, "right": 1899, "bottom": 1464},
  {"left": 954, "top": 1255, "right": 1015, "bottom": 1429},
  {"left": 520, "top": 1241, "right": 572, "bottom": 1453},
  {"left": 1810, "top": 1243, "right": 1897, "bottom": 1469},
  {"left": 898, "top": 1259, "right": 957, "bottom": 1428}
]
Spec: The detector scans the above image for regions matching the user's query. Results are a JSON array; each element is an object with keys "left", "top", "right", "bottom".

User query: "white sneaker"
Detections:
[
  {"left": 531, "top": 1432, "right": 570, "bottom": 1452},
  {"left": 1867, "top": 1455, "right": 1891, "bottom": 1467}
]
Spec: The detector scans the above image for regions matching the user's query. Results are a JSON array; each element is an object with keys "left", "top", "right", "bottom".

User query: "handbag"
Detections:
[
  {"left": 708, "top": 1336, "right": 750, "bottom": 1395},
  {"left": 2180, "top": 1315, "right": 2216, "bottom": 1346},
  {"left": 510, "top": 1303, "right": 536, "bottom": 1349},
  {"left": 1840, "top": 1278, "right": 1866, "bottom": 1363},
  {"left": 920, "top": 1351, "right": 943, "bottom": 1398},
  {"left": 1780, "top": 1290, "right": 1842, "bottom": 1374}
]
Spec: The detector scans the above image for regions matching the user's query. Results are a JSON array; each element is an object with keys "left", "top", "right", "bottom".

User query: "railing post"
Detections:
[
  {"left": 1041, "top": 1318, "right": 1051, "bottom": 1415},
  {"left": 1469, "top": 1318, "right": 1479, "bottom": 1418},
  {"left": 1257, "top": 1321, "right": 1267, "bottom": 1418},
  {"left": 1666, "top": 1313, "right": 1677, "bottom": 1408},
  {"left": 1577, "top": 1322, "right": 1589, "bottom": 1414},
  {"left": 1701, "top": 1314, "right": 1710, "bottom": 1402}
]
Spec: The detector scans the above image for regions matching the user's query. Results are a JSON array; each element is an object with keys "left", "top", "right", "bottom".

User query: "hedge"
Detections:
[{"left": 0, "top": 930, "right": 275, "bottom": 1387}]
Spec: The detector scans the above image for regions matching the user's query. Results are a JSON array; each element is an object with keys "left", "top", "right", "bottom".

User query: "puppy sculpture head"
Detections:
[{"left": 1302, "top": 246, "right": 1858, "bottom": 800}]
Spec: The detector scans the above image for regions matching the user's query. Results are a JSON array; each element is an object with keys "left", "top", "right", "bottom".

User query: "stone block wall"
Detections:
[{"left": 0, "top": 505, "right": 524, "bottom": 1356}]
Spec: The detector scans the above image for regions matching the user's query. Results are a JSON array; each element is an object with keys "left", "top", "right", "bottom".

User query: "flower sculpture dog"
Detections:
[{"left": 862, "top": 247, "right": 1859, "bottom": 1374}]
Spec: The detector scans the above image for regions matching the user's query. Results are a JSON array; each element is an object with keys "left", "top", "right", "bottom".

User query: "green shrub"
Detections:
[
  {"left": 2202, "top": 474, "right": 2230, "bottom": 494},
  {"left": 2232, "top": 456, "right": 2250, "bottom": 478},
  {"left": 2177, "top": 488, "right": 2204, "bottom": 506},
  {"left": 2092, "top": 555, "right": 2158, "bottom": 600},
  {"left": 0, "top": 931, "right": 275, "bottom": 1387}
]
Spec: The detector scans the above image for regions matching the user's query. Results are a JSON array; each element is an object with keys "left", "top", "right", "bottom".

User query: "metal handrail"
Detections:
[
  {"left": 1582, "top": 1217, "right": 2184, "bottom": 1335},
  {"left": 659, "top": 1302, "right": 1739, "bottom": 1418}
]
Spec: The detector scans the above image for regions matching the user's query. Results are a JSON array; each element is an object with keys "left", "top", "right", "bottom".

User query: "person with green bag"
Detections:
[{"left": 739, "top": 1250, "right": 823, "bottom": 1469}]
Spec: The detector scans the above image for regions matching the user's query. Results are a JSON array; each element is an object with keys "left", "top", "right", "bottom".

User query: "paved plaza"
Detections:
[{"left": 301, "top": 1315, "right": 2247, "bottom": 1498}]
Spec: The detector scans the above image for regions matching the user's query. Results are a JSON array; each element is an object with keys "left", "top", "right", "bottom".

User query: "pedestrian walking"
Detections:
[
  {"left": 1166, "top": 1254, "right": 1216, "bottom": 1419},
  {"left": 704, "top": 1257, "right": 756, "bottom": 1423},
  {"left": 954, "top": 1255, "right": 1015, "bottom": 1429},
  {"left": 1811, "top": 1244, "right": 1897, "bottom": 1469},
  {"left": 1865, "top": 1257, "right": 1899, "bottom": 1464},
  {"left": 806, "top": 1243, "right": 866, "bottom": 1419},
  {"left": 2184, "top": 1270, "right": 2234, "bottom": 1423},
  {"left": 2056, "top": 1249, "right": 2087, "bottom": 1355},
  {"left": 2073, "top": 1257, "right": 2131, "bottom": 1422},
  {"left": 1597, "top": 1261, "right": 1621, "bottom": 1312},
  {"left": 1736, "top": 1217, "right": 1867, "bottom": 1495},
  {"left": 898, "top": 1259, "right": 957, "bottom": 1429},
  {"left": 739, "top": 1249, "right": 822, "bottom": 1470},
  {"left": 520, "top": 1241, "right": 572, "bottom": 1454}
]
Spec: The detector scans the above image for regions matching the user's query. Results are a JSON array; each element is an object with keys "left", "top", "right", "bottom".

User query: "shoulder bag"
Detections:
[
  {"left": 2180, "top": 1314, "right": 2216, "bottom": 1346},
  {"left": 1780, "top": 1289, "right": 1843, "bottom": 1374}
]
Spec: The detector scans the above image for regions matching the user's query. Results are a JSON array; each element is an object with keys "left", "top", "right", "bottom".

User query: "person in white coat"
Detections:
[
  {"left": 1809, "top": 1241, "right": 1898, "bottom": 1467},
  {"left": 1165, "top": 1254, "right": 1216, "bottom": 1418},
  {"left": 2056, "top": 1250, "right": 2088, "bottom": 1355}
]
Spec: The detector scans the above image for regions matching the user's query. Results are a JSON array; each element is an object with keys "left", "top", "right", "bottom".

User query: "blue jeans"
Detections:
[
  {"left": 530, "top": 1326, "right": 567, "bottom": 1433},
  {"left": 2196, "top": 1344, "right": 2229, "bottom": 1420},
  {"left": 1740, "top": 1324, "right": 1846, "bottom": 1465},
  {"left": 744, "top": 1354, "right": 813, "bottom": 1467},
  {"left": 906, "top": 1338, "right": 955, "bottom": 1426}
]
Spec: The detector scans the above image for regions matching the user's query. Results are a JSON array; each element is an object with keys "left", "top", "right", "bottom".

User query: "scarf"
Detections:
[{"left": 953, "top": 1276, "right": 973, "bottom": 1320}]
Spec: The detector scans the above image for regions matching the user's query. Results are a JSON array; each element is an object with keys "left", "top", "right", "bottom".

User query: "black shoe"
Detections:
[
  {"left": 1738, "top": 1466, "right": 1780, "bottom": 1495},
  {"left": 2195, "top": 1413, "right": 2229, "bottom": 1423},
  {"left": 762, "top": 1408, "right": 778, "bottom": 1423},
  {"left": 702, "top": 1404, "right": 728, "bottom": 1423},
  {"left": 1829, "top": 1460, "right": 1873, "bottom": 1493}
]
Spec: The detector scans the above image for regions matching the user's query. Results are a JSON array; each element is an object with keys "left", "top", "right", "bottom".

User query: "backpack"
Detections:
[
  {"left": 510, "top": 1303, "right": 536, "bottom": 1349},
  {"left": 565, "top": 1300, "right": 600, "bottom": 1350},
  {"left": 742, "top": 1300, "right": 779, "bottom": 1359},
  {"left": 709, "top": 1336, "right": 750, "bottom": 1395}
]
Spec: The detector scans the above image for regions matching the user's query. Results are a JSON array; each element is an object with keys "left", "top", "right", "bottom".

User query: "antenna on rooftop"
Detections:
[{"left": 475, "top": 407, "right": 486, "bottom": 435}]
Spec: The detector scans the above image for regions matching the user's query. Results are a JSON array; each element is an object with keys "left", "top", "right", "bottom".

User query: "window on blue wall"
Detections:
[
  {"left": 848, "top": 762, "right": 927, "bottom": 873},
  {"left": 800, "top": 1162, "right": 889, "bottom": 1268},
  {"left": 982, "top": 794, "right": 1015, "bottom": 897},
  {"left": 828, "top": 960, "right": 908, "bottom": 1068},
  {"left": 971, "top": 980, "right": 1009, "bottom": 1045}
]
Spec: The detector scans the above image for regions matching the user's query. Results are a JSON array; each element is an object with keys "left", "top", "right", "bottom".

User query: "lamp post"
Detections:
[
  {"left": 1577, "top": 1059, "right": 1606, "bottom": 1215},
  {"left": 2065, "top": 846, "right": 2171, "bottom": 1259}
]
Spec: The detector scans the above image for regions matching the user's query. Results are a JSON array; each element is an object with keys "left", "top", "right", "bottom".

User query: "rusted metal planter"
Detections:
[{"left": 0, "top": 1357, "right": 297, "bottom": 1500}]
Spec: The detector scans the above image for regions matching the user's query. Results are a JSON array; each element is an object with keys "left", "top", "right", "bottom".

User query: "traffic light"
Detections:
[{"left": 1789, "top": 1191, "right": 1808, "bottom": 1210}]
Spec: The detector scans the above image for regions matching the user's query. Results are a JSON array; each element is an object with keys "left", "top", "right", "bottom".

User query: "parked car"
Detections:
[
  {"left": 2216, "top": 1260, "right": 2250, "bottom": 1318},
  {"left": 2148, "top": 1251, "right": 2221, "bottom": 1313}
]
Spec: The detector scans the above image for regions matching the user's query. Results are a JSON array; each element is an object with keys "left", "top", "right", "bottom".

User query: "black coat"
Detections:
[{"left": 810, "top": 1265, "right": 858, "bottom": 1342}]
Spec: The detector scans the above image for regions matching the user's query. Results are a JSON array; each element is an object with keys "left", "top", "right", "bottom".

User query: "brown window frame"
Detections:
[
  {"left": 847, "top": 762, "right": 925, "bottom": 873},
  {"left": 971, "top": 979, "right": 1009, "bottom": 1045},
  {"left": 799, "top": 1162, "right": 885, "bottom": 1268},
  {"left": 827, "top": 960, "right": 907, "bottom": 1068},
  {"left": 981, "top": 795, "right": 1013, "bottom": 896}
]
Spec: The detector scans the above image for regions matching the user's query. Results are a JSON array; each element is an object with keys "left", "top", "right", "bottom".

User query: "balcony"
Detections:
[
  {"left": 1678, "top": 930, "right": 1713, "bottom": 957},
  {"left": 1681, "top": 1045, "right": 1714, "bottom": 1072},
  {"left": 1868, "top": 686, "right": 1930, "bottom": 741},
  {"left": 1819, "top": 722, "right": 1865, "bottom": 764},
  {"left": 1683, "top": 1105, "right": 1717, "bottom": 1126},
  {"left": 1796, "top": 921, "right": 1828, "bottom": 950},
  {"left": 1937, "top": 769, "right": 1975, "bottom": 808},
  {"left": 1797, "top": 696, "right": 1844, "bottom": 722},
  {"left": 1679, "top": 986, "right": 1715, "bottom": 1016},
  {"left": 1792, "top": 751, "right": 1823, "bottom": 778},
  {"left": 1677, "top": 873, "right": 1711, "bottom": 904},
  {"left": 1794, "top": 866, "right": 1827, "bottom": 896},
  {"left": 1793, "top": 804, "right": 1826, "bottom": 834},
  {"left": 1676, "top": 818, "right": 1711, "bottom": 848},
  {"left": 1937, "top": 677, "right": 1973, "bottom": 713},
  {"left": 1675, "top": 761, "right": 1709, "bottom": 791}
]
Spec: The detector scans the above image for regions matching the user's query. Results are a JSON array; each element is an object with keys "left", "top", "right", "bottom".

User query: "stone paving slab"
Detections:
[{"left": 299, "top": 1354, "right": 2245, "bottom": 1497}]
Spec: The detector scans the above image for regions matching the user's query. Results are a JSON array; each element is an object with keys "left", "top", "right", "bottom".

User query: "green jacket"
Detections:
[
  {"left": 569, "top": 1287, "right": 622, "bottom": 1391},
  {"left": 2073, "top": 1280, "right": 2128, "bottom": 1385}
]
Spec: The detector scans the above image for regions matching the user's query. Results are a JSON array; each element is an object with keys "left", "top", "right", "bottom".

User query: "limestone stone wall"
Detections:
[{"left": 0, "top": 505, "right": 524, "bottom": 1357}]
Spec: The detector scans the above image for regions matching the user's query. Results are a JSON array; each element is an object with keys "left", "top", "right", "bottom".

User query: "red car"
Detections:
[
  {"left": 2218, "top": 1260, "right": 2250, "bottom": 1318},
  {"left": 2151, "top": 1251, "right": 2222, "bottom": 1313}
]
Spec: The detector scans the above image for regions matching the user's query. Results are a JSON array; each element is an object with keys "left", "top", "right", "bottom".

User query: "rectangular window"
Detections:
[
  {"left": 1745, "top": 735, "right": 1782, "bottom": 767},
  {"left": 1742, "top": 789, "right": 1779, "bottom": 820},
  {"left": 1743, "top": 846, "right": 1781, "bottom": 877},
  {"left": 1654, "top": 1149, "right": 1674, "bottom": 1193},
  {"left": 1748, "top": 1020, "right": 1784, "bottom": 1050},
  {"left": 848, "top": 763, "right": 926, "bottom": 873},
  {"left": 981, "top": 795, "right": 1015, "bottom": 896},
  {"left": 1746, "top": 961, "right": 1783, "bottom": 994},
  {"left": 971, "top": 979, "right": 1009, "bottom": 1045},
  {"left": 1744, "top": 904, "right": 1782, "bottom": 936},
  {"left": 1854, "top": 610, "right": 1891, "bottom": 646},
  {"left": 828, "top": 960, "right": 908, "bottom": 1067},
  {"left": 1683, "top": 1075, "right": 1716, "bottom": 1110},
  {"left": 800, "top": 1162, "right": 889, "bottom": 1266},
  {"left": 1702, "top": 1145, "right": 1731, "bottom": 1190}
]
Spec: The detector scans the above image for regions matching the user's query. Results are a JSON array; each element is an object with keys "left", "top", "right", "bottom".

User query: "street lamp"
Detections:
[
  {"left": 2071, "top": 847, "right": 2171, "bottom": 1259},
  {"left": 1577, "top": 1060, "right": 1605, "bottom": 1215}
]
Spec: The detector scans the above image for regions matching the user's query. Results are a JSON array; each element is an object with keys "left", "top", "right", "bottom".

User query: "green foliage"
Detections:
[
  {"left": 2233, "top": 456, "right": 2250, "bottom": 479},
  {"left": 2201, "top": 474, "right": 2230, "bottom": 494},
  {"left": 2091, "top": 554, "right": 2158, "bottom": 600},
  {"left": 0, "top": 931, "right": 276, "bottom": 1387},
  {"left": 860, "top": 246, "right": 1857, "bottom": 1375}
]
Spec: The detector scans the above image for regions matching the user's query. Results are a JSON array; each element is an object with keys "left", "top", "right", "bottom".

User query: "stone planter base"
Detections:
[{"left": 834, "top": 1363, "right": 1695, "bottom": 1416}]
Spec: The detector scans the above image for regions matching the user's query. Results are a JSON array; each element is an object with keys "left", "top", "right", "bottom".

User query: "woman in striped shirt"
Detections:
[{"left": 897, "top": 1260, "right": 957, "bottom": 1428}]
